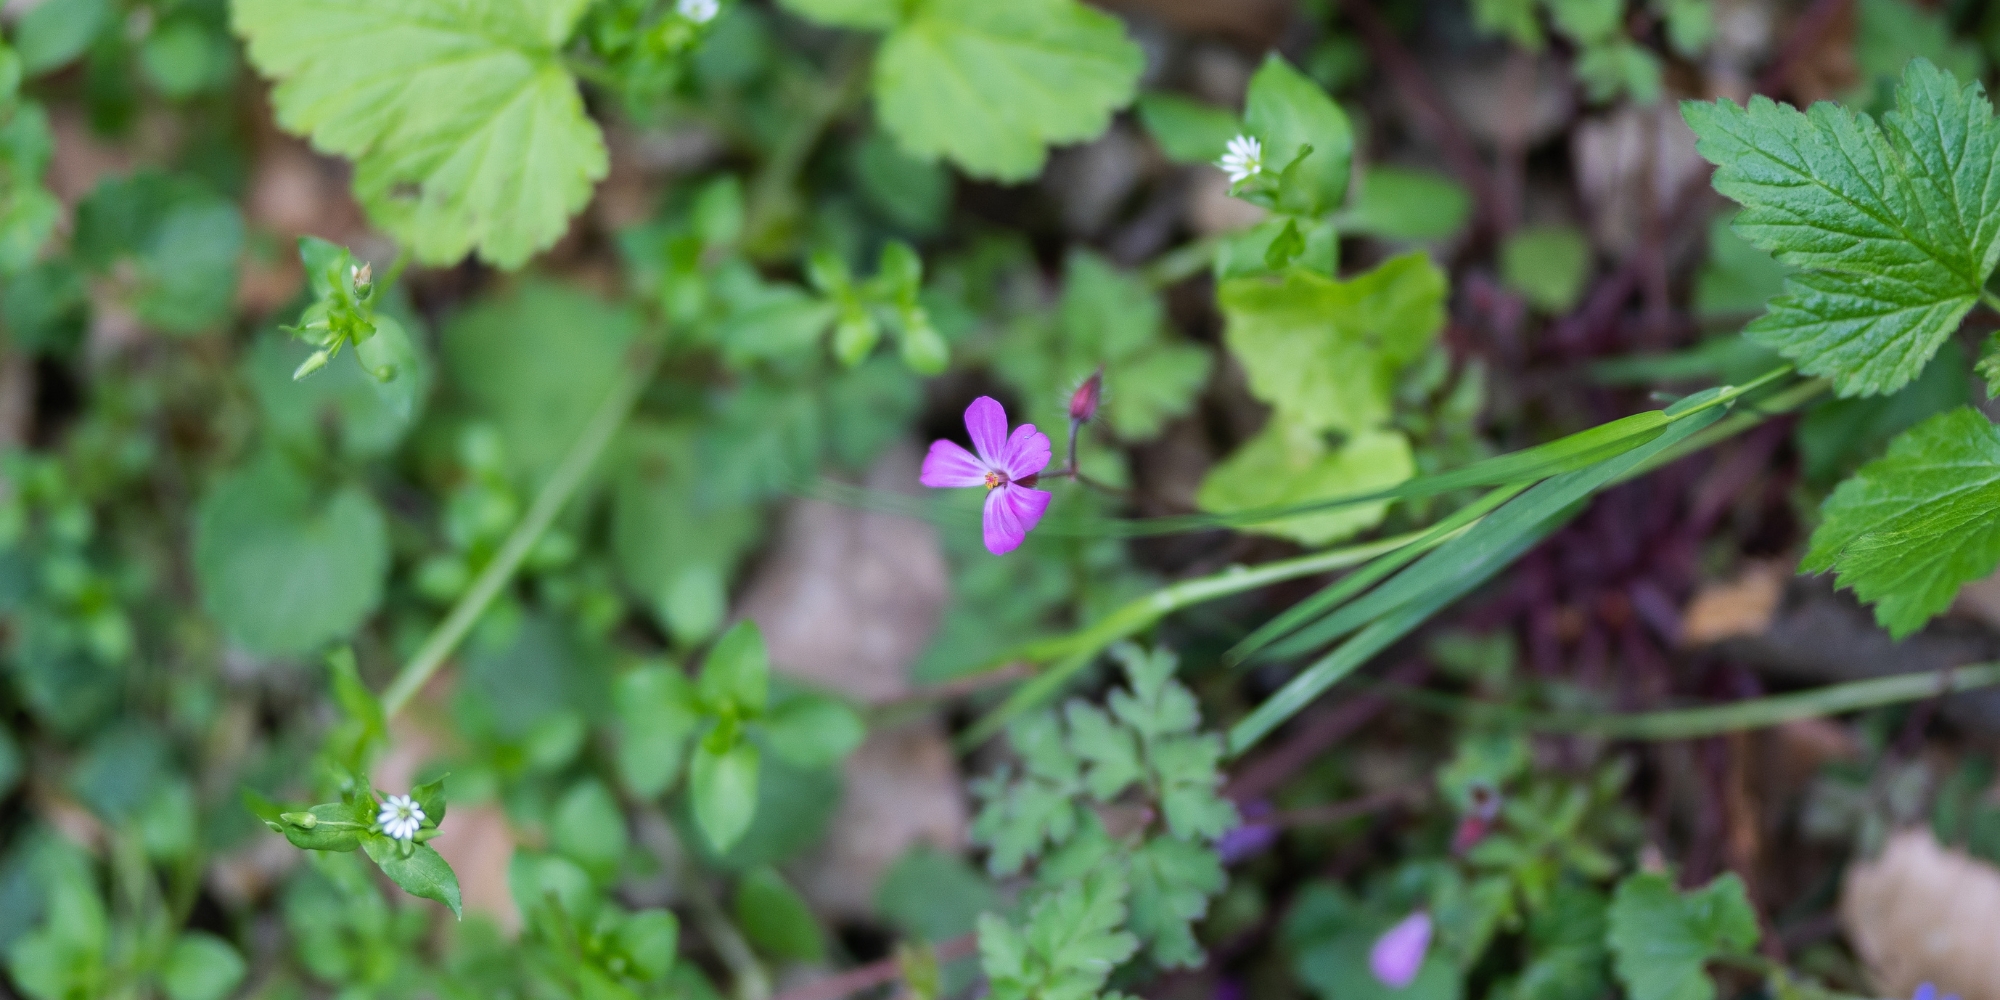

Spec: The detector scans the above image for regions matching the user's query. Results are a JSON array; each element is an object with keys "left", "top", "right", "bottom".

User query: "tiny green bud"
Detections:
[
  {"left": 281, "top": 811, "right": 318, "bottom": 829},
  {"left": 293, "top": 350, "right": 331, "bottom": 381}
]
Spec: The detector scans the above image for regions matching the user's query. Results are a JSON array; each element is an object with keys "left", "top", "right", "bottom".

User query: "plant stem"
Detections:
[
  {"left": 379, "top": 341, "right": 662, "bottom": 718},
  {"left": 954, "top": 527, "right": 1444, "bottom": 748},
  {"left": 1375, "top": 663, "right": 2000, "bottom": 740}
]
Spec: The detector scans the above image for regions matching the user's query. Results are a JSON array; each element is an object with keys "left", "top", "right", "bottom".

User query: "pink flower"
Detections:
[
  {"left": 921, "top": 397, "right": 1052, "bottom": 556},
  {"left": 1369, "top": 911, "right": 1432, "bottom": 990}
]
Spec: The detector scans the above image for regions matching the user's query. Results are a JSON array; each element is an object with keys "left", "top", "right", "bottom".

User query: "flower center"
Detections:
[{"left": 984, "top": 471, "right": 1006, "bottom": 490}]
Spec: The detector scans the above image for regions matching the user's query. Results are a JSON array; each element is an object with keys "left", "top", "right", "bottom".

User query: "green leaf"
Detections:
[
  {"left": 1472, "top": 0, "right": 1543, "bottom": 48},
  {"left": 363, "top": 839, "right": 464, "bottom": 919},
  {"left": 1136, "top": 92, "right": 1241, "bottom": 165},
  {"left": 616, "top": 664, "right": 703, "bottom": 799},
  {"left": 871, "top": 0, "right": 1144, "bottom": 182},
  {"left": 1343, "top": 166, "right": 1473, "bottom": 242},
  {"left": 1065, "top": 702, "right": 1143, "bottom": 801},
  {"left": 690, "top": 739, "right": 761, "bottom": 852},
  {"left": 615, "top": 910, "right": 680, "bottom": 982},
  {"left": 1218, "top": 252, "right": 1446, "bottom": 434},
  {"left": 1854, "top": 0, "right": 1986, "bottom": 103},
  {"left": 776, "top": 0, "right": 902, "bottom": 30},
  {"left": 971, "top": 712, "right": 1087, "bottom": 876},
  {"left": 980, "top": 868, "right": 1139, "bottom": 1000},
  {"left": 699, "top": 621, "right": 770, "bottom": 715},
  {"left": 14, "top": 0, "right": 110, "bottom": 76},
  {"left": 193, "top": 454, "right": 389, "bottom": 657},
  {"left": 734, "top": 867, "right": 825, "bottom": 962},
  {"left": 247, "top": 327, "right": 429, "bottom": 460},
  {"left": 552, "top": 780, "right": 629, "bottom": 881},
  {"left": 1797, "top": 339, "right": 1968, "bottom": 482},
  {"left": 996, "top": 250, "right": 1210, "bottom": 443},
  {"left": 72, "top": 171, "right": 243, "bottom": 333},
  {"left": 443, "top": 281, "right": 638, "bottom": 480},
  {"left": 1244, "top": 55, "right": 1354, "bottom": 215},
  {"left": 0, "top": 102, "right": 59, "bottom": 275},
  {"left": 1606, "top": 872, "right": 1759, "bottom": 1000},
  {"left": 1285, "top": 884, "right": 1463, "bottom": 1000},
  {"left": 761, "top": 693, "right": 865, "bottom": 769},
  {"left": 1500, "top": 225, "right": 1592, "bottom": 313},
  {"left": 161, "top": 933, "right": 247, "bottom": 1000},
  {"left": 1684, "top": 59, "right": 2000, "bottom": 396},
  {"left": 6, "top": 854, "right": 107, "bottom": 1000},
  {"left": 1802, "top": 406, "right": 2000, "bottom": 636},
  {"left": 233, "top": 0, "right": 608, "bottom": 268},
  {"left": 1693, "top": 212, "right": 1794, "bottom": 318},
  {"left": 1124, "top": 835, "right": 1225, "bottom": 968},
  {"left": 877, "top": 846, "right": 998, "bottom": 943},
  {"left": 612, "top": 423, "right": 761, "bottom": 644},
  {"left": 1199, "top": 424, "right": 1416, "bottom": 546}
]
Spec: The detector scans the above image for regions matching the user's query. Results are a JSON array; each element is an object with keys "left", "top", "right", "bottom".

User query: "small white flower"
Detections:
[
  {"left": 678, "top": 0, "right": 720, "bottom": 23},
  {"left": 377, "top": 794, "right": 425, "bottom": 842},
  {"left": 1218, "top": 134, "right": 1263, "bottom": 185}
]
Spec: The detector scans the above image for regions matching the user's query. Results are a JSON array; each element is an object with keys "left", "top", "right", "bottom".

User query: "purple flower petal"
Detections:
[
  {"left": 965, "top": 397, "right": 1010, "bottom": 468},
  {"left": 1000, "top": 423, "right": 1052, "bottom": 481},
  {"left": 1369, "top": 911, "right": 1432, "bottom": 990},
  {"left": 921, "top": 439, "right": 989, "bottom": 488},
  {"left": 1216, "top": 822, "right": 1278, "bottom": 864},
  {"left": 981, "top": 483, "right": 1050, "bottom": 555}
]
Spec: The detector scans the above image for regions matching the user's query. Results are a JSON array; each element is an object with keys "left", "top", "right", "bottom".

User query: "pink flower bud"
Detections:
[
  {"left": 1069, "top": 369, "right": 1103, "bottom": 423},
  {"left": 1369, "top": 911, "right": 1432, "bottom": 989}
]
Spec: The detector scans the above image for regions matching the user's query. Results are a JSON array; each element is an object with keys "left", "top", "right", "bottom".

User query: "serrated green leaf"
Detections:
[
  {"left": 1065, "top": 703, "right": 1142, "bottom": 801},
  {"left": 690, "top": 738, "right": 760, "bottom": 852},
  {"left": 1684, "top": 59, "right": 2000, "bottom": 396},
  {"left": 363, "top": 839, "right": 464, "bottom": 919},
  {"left": 971, "top": 712, "right": 1085, "bottom": 876},
  {"left": 1219, "top": 252, "right": 1446, "bottom": 434},
  {"left": 1125, "top": 835, "right": 1224, "bottom": 968},
  {"left": 233, "top": 0, "right": 607, "bottom": 268},
  {"left": 872, "top": 0, "right": 1143, "bottom": 182},
  {"left": 1198, "top": 424, "right": 1416, "bottom": 546},
  {"left": 193, "top": 454, "right": 389, "bottom": 657},
  {"left": 1693, "top": 212, "right": 1794, "bottom": 318},
  {"left": 983, "top": 868, "right": 1138, "bottom": 1000},
  {"left": 1803, "top": 406, "right": 2000, "bottom": 636},
  {"left": 1606, "top": 872, "right": 1758, "bottom": 1000}
]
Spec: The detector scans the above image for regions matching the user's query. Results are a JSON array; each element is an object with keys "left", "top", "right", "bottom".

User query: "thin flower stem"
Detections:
[{"left": 379, "top": 340, "right": 663, "bottom": 718}]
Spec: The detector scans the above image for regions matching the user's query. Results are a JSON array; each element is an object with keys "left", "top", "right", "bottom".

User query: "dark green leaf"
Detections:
[
  {"left": 161, "top": 933, "right": 247, "bottom": 1000},
  {"left": 363, "top": 839, "right": 463, "bottom": 919},
  {"left": 734, "top": 867, "right": 824, "bottom": 962}
]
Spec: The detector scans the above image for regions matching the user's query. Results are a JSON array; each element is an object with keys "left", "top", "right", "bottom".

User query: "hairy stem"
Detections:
[{"left": 379, "top": 341, "right": 662, "bottom": 718}]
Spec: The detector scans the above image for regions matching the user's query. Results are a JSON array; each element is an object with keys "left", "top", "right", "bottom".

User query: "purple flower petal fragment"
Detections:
[
  {"left": 920, "top": 439, "right": 989, "bottom": 489},
  {"left": 1001, "top": 423, "right": 1052, "bottom": 481},
  {"left": 965, "top": 397, "right": 1011, "bottom": 467},
  {"left": 1216, "top": 821, "right": 1278, "bottom": 864},
  {"left": 983, "top": 484, "right": 1050, "bottom": 555},
  {"left": 1913, "top": 985, "right": 1961, "bottom": 1000},
  {"left": 1369, "top": 911, "right": 1432, "bottom": 990}
]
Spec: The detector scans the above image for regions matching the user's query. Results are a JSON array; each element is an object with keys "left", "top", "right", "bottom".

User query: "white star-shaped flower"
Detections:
[
  {"left": 377, "top": 794, "right": 425, "bottom": 842},
  {"left": 679, "top": 0, "right": 720, "bottom": 23},
  {"left": 1218, "top": 134, "right": 1263, "bottom": 185}
]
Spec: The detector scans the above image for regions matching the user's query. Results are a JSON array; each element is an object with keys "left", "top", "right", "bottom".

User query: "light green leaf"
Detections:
[
  {"left": 1803, "top": 406, "right": 2000, "bottom": 637},
  {"left": 193, "top": 454, "right": 389, "bottom": 657},
  {"left": 1244, "top": 54, "right": 1353, "bottom": 215},
  {"left": 442, "top": 281, "right": 637, "bottom": 480},
  {"left": 776, "top": 0, "right": 902, "bottom": 30},
  {"left": 734, "top": 867, "right": 825, "bottom": 962},
  {"left": 699, "top": 621, "right": 770, "bottom": 715},
  {"left": 1472, "top": 0, "right": 1543, "bottom": 49},
  {"left": 615, "top": 910, "right": 680, "bottom": 982},
  {"left": 877, "top": 846, "right": 998, "bottom": 943},
  {"left": 690, "top": 739, "right": 761, "bottom": 852},
  {"left": 981, "top": 868, "right": 1138, "bottom": 1000},
  {"left": 232, "top": 0, "right": 608, "bottom": 268},
  {"left": 1136, "top": 92, "right": 1241, "bottom": 165},
  {"left": 1684, "top": 59, "right": 2000, "bottom": 396},
  {"left": 616, "top": 664, "right": 703, "bottom": 799},
  {"left": 161, "top": 933, "right": 247, "bottom": 1000},
  {"left": 552, "top": 780, "right": 629, "bottom": 881},
  {"left": 971, "top": 712, "right": 1085, "bottom": 876},
  {"left": 1607, "top": 872, "right": 1759, "bottom": 1000},
  {"left": 6, "top": 855, "right": 106, "bottom": 1000},
  {"left": 1854, "top": 0, "right": 1985, "bottom": 101},
  {"left": 872, "top": 0, "right": 1143, "bottom": 182},
  {"left": 1344, "top": 166, "right": 1473, "bottom": 242},
  {"left": 1125, "top": 835, "right": 1225, "bottom": 968},
  {"left": 364, "top": 840, "right": 464, "bottom": 919},
  {"left": 1065, "top": 702, "right": 1142, "bottom": 801},
  {"left": 14, "top": 0, "right": 110, "bottom": 76},
  {"left": 1219, "top": 252, "right": 1446, "bottom": 434},
  {"left": 1198, "top": 424, "right": 1416, "bottom": 546},
  {"left": 761, "top": 693, "right": 865, "bottom": 770},
  {"left": 1501, "top": 225, "right": 1592, "bottom": 313},
  {"left": 0, "top": 102, "right": 59, "bottom": 275},
  {"left": 247, "top": 326, "right": 429, "bottom": 460}
]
